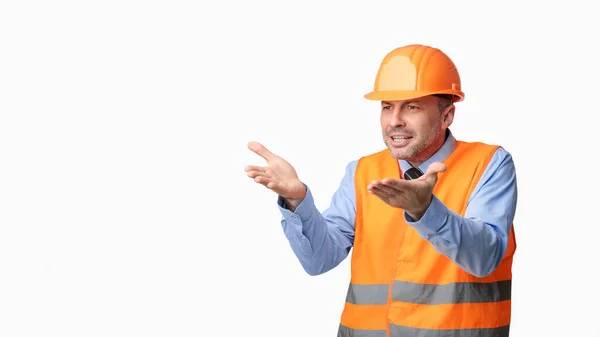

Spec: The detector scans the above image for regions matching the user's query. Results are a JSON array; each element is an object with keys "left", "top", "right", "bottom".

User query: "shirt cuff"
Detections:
[
  {"left": 404, "top": 195, "right": 450, "bottom": 236},
  {"left": 277, "top": 184, "right": 316, "bottom": 223}
]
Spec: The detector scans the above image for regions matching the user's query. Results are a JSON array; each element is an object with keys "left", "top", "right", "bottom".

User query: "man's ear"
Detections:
[{"left": 443, "top": 105, "right": 455, "bottom": 127}]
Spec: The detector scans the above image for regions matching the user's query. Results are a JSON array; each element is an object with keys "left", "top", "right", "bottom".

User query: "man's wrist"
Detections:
[
  {"left": 284, "top": 197, "right": 303, "bottom": 212},
  {"left": 405, "top": 195, "right": 449, "bottom": 236},
  {"left": 405, "top": 195, "right": 433, "bottom": 221},
  {"left": 282, "top": 184, "right": 307, "bottom": 212}
]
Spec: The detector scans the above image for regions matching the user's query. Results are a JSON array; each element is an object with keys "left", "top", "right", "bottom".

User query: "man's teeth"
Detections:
[{"left": 392, "top": 136, "right": 410, "bottom": 140}]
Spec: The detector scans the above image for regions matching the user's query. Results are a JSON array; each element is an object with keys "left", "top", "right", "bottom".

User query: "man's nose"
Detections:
[{"left": 389, "top": 108, "right": 406, "bottom": 128}]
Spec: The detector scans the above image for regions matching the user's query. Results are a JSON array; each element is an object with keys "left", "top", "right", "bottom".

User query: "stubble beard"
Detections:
[{"left": 385, "top": 127, "right": 441, "bottom": 162}]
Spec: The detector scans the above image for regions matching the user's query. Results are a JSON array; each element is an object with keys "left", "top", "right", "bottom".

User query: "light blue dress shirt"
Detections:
[{"left": 277, "top": 131, "right": 518, "bottom": 278}]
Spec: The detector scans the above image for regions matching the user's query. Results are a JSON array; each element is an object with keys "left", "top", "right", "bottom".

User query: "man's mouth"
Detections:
[{"left": 389, "top": 135, "right": 413, "bottom": 147}]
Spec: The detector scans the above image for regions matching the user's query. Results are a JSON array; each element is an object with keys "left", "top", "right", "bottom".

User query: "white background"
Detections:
[{"left": 1, "top": 0, "right": 598, "bottom": 336}]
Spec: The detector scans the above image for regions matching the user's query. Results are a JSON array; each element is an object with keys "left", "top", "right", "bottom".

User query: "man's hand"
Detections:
[
  {"left": 367, "top": 162, "right": 446, "bottom": 220},
  {"left": 245, "top": 141, "right": 306, "bottom": 210}
]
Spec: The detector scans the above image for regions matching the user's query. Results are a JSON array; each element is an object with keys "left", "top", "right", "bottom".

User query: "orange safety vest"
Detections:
[{"left": 338, "top": 140, "right": 517, "bottom": 337}]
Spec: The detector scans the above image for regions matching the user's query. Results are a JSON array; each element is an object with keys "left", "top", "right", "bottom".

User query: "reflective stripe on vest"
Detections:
[
  {"left": 392, "top": 280, "right": 512, "bottom": 304},
  {"left": 346, "top": 280, "right": 511, "bottom": 305},
  {"left": 338, "top": 324, "right": 510, "bottom": 337}
]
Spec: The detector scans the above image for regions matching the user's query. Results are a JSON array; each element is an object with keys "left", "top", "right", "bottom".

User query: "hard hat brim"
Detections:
[{"left": 364, "top": 89, "right": 464, "bottom": 102}]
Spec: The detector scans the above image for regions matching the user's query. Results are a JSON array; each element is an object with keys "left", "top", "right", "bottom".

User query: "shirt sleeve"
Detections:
[
  {"left": 405, "top": 147, "right": 518, "bottom": 278},
  {"left": 277, "top": 160, "right": 358, "bottom": 276}
]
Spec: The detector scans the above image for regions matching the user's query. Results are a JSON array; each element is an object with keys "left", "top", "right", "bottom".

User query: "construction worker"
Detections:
[{"left": 245, "top": 44, "right": 517, "bottom": 337}]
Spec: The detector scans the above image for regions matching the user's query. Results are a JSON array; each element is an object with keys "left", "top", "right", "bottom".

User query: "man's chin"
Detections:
[
  {"left": 384, "top": 140, "right": 415, "bottom": 159},
  {"left": 387, "top": 147, "right": 411, "bottom": 161}
]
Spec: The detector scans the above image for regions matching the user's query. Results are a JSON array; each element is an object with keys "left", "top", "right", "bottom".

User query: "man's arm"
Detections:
[
  {"left": 278, "top": 161, "right": 358, "bottom": 276},
  {"left": 405, "top": 147, "right": 518, "bottom": 278}
]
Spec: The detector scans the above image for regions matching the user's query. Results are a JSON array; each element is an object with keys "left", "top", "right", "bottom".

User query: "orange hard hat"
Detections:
[{"left": 364, "top": 44, "right": 464, "bottom": 102}]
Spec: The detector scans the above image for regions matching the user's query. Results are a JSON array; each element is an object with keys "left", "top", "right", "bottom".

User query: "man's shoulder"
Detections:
[
  {"left": 456, "top": 138, "right": 500, "bottom": 148},
  {"left": 453, "top": 139, "right": 514, "bottom": 170},
  {"left": 350, "top": 149, "right": 397, "bottom": 177},
  {"left": 356, "top": 148, "right": 390, "bottom": 161},
  {"left": 455, "top": 139, "right": 511, "bottom": 155}
]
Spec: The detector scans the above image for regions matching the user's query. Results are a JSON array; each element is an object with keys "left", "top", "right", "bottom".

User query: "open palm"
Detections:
[{"left": 245, "top": 141, "right": 306, "bottom": 200}]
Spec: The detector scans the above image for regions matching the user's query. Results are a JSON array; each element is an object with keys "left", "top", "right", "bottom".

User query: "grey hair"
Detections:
[{"left": 434, "top": 94, "right": 454, "bottom": 112}]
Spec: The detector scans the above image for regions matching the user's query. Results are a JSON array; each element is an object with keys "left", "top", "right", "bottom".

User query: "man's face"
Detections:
[{"left": 380, "top": 95, "right": 454, "bottom": 164}]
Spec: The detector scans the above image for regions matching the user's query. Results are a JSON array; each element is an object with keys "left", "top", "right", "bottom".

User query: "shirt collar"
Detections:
[{"left": 398, "top": 129, "right": 456, "bottom": 175}]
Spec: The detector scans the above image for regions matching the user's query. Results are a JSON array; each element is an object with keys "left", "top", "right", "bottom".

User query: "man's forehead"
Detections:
[{"left": 381, "top": 97, "right": 434, "bottom": 105}]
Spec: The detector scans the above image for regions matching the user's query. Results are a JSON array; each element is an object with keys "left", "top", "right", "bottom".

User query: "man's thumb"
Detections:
[
  {"left": 422, "top": 162, "right": 446, "bottom": 183},
  {"left": 248, "top": 141, "right": 276, "bottom": 161}
]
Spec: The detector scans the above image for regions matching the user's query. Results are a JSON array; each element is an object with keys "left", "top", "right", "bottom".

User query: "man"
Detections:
[{"left": 245, "top": 44, "right": 518, "bottom": 337}]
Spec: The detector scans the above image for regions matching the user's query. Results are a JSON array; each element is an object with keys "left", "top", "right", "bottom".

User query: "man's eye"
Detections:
[
  {"left": 407, "top": 105, "right": 419, "bottom": 110},
  {"left": 382, "top": 106, "right": 392, "bottom": 110}
]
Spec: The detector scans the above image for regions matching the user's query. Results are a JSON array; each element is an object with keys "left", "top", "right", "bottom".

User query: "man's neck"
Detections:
[
  {"left": 409, "top": 131, "right": 448, "bottom": 167},
  {"left": 402, "top": 129, "right": 453, "bottom": 172}
]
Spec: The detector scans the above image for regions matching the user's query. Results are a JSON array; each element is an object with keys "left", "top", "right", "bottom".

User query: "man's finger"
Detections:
[
  {"left": 266, "top": 181, "right": 279, "bottom": 190},
  {"left": 371, "top": 182, "right": 399, "bottom": 196},
  {"left": 245, "top": 165, "right": 266, "bottom": 173},
  {"left": 369, "top": 188, "right": 390, "bottom": 204},
  {"left": 426, "top": 162, "right": 447, "bottom": 175},
  {"left": 248, "top": 141, "right": 277, "bottom": 161},
  {"left": 381, "top": 178, "right": 411, "bottom": 191},
  {"left": 419, "top": 162, "right": 447, "bottom": 183},
  {"left": 255, "top": 176, "right": 280, "bottom": 191},
  {"left": 254, "top": 175, "right": 273, "bottom": 187},
  {"left": 368, "top": 184, "right": 392, "bottom": 200},
  {"left": 247, "top": 170, "right": 267, "bottom": 179}
]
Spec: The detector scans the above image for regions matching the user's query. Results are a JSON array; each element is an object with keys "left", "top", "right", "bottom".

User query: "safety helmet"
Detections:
[{"left": 364, "top": 44, "right": 464, "bottom": 102}]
